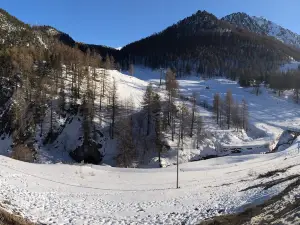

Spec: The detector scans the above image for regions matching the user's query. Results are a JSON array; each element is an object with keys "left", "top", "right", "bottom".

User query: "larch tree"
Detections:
[
  {"left": 58, "top": 77, "right": 66, "bottom": 117},
  {"left": 241, "top": 98, "right": 249, "bottom": 130},
  {"left": 152, "top": 93, "right": 163, "bottom": 166},
  {"left": 129, "top": 64, "right": 134, "bottom": 77},
  {"left": 195, "top": 115, "right": 203, "bottom": 149},
  {"left": 165, "top": 68, "right": 178, "bottom": 141},
  {"left": 108, "top": 78, "right": 118, "bottom": 139},
  {"left": 116, "top": 118, "right": 135, "bottom": 167},
  {"left": 189, "top": 92, "right": 197, "bottom": 137},
  {"left": 142, "top": 84, "right": 154, "bottom": 136},
  {"left": 225, "top": 90, "right": 233, "bottom": 129},
  {"left": 231, "top": 100, "right": 240, "bottom": 131},
  {"left": 178, "top": 102, "right": 189, "bottom": 146},
  {"left": 213, "top": 93, "right": 221, "bottom": 125}
]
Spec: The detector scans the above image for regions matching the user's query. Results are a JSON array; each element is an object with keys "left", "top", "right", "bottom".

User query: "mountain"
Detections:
[
  {"left": 0, "top": 8, "right": 43, "bottom": 47},
  {"left": 221, "top": 12, "right": 264, "bottom": 34},
  {"left": 121, "top": 10, "right": 300, "bottom": 79},
  {"left": 222, "top": 12, "right": 300, "bottom": 49},
  {"left": 0, "top": 8, "right": 119, "bottom": 59},
  {"left": 33, "top": 25, "right": 120, "bottom": 58}
]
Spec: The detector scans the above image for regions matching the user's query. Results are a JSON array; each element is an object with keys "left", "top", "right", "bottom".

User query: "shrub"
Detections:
[{"left": 11, "top": 145, "right": 35, "bottom": 162}]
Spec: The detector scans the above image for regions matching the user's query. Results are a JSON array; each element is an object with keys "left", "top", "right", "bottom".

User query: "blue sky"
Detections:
[{"left": 1, "top": 0, "right": 299, "bottom": 48}]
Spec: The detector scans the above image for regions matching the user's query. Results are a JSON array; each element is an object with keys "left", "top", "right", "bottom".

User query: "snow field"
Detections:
[
  {"left": 0, "top": 142, "right": 299, "bottom": 224},
  {"left": 1, "top": 65, "right": 300, "bottom": 224}
]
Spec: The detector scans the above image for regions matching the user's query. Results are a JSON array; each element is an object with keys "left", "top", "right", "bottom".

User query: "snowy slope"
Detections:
[
  {"left": 0, "top": 144, "right": 299, "bottom": 224},
  {"left": 3, "top": 65, "right": 300, "bottom": 166},
  {"left": 33, "top": 69, "right": 148, "bottom": 165},
  {"left": 1, "top": 67, "right": 300, "bottom": 224},
  {"left": 0, "top": 10, "right": 25, "bottom": 32},
  {"left": 222, "top": 13, "right": 300, "bottom": 49},
  {"left": 252, "top": 16, "right": 300, "bottom": 48},
  {"left": 132, "top": 66, "right": 300, "bottom": 139},
  {"left": 130, "top": 66, "right": 300, "bottom": 159}
]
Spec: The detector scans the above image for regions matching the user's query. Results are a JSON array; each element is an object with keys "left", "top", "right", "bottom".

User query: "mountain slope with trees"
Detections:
[
  {"left": 32, "top": 25, "right": 120, "bottom": 60},
  {"left": 0, "top": 8, "right": 119, "bottom": 59},
  {"left": 121, "top": 10, "right": 300, "bottom": 81}
]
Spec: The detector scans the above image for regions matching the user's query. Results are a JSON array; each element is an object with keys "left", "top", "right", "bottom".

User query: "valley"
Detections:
[{"left": 0, "top": 5, "right": 300, "bottom": 225}]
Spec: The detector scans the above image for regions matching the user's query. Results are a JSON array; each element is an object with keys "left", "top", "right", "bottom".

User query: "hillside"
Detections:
[
  {"left": 0, "top": 8, "right": 118, "bottom": 59},
  {"left": 121, "top": 10, "right": 300, "bottom": 79},
  {"left": 33, "top": 25, "right": 120, "bottom": 59},
  {"left": 222, "top": 12, "right": 300, "bottom": 49},
  {"left": 0, "top": 8, "right": 41, "bottom": 47}
]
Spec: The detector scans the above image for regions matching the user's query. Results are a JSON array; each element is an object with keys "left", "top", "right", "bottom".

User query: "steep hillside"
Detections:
[
  {"left": 0, "top": 9, "right": 41, "bottom": 47},
  {"left": 222, "top": 12, "right": 300, "bottom": 49},
  {"left": 33, "top": 25, "right": 120, "bottom": 59},
  {"left": 121, "top": 10, "right": 300, "bottom": 78},
  {"left": 0, "top": 8, "right": 119, "bottom": 60},
  {"left": 221, "top": 12, "right": 264, "bottom": 34}
]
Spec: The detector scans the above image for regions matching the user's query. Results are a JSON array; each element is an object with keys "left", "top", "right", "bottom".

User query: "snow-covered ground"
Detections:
[
  {"left": 14, "top": 65, "right": 300, "bottom": 166},
  {"left": 0, "top": 143, "right": 299, "bottom": 224},
  {"left": 1, "top": 65, "right": 300, "bottom": 224},
  {"left": 132, "top": 66, "right": 300, "bottom": 144}
]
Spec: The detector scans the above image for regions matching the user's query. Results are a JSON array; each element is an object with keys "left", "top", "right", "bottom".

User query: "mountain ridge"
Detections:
[
  {"left": 222, "top": 12, "right": 300, "bottom": 48},
  {"left": 0, "top": 8, "right": 119, "bottom": 59},
  {"left": 1, "top": 7, "right": 300, "bottom": 74},
  {"left": 121, "top": 10, "right": 300, "bottom": 79}
]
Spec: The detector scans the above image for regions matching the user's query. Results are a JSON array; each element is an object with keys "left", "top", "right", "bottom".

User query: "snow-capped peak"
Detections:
[{"left": 222, "top": 12, "right": 300, "bottom": 49}]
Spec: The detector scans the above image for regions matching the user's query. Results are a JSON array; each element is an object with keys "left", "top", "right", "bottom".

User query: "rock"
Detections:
[{"left": 218, "top": 209, "right": 224, "bottom": 213}]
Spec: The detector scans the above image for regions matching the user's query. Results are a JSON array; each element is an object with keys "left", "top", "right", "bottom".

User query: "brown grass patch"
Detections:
[
  {"left": 11, "top": 145, "right": 35, "bottom": 163},
  {"left": 0, "top": 206, "right": 35, "bottom": 225}
]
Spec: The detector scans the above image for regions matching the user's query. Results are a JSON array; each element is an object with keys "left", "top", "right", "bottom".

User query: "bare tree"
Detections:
[
  {"left": 165, "top": 68, "right": 178, "bottom": 141},
  {"left": 142, "top": 84, "right": 154, "bottom": 136},
  {"left": 241, "top": 99, "right": 249, "bottom": 130},
  {"left": 152, "top": 93, "right": 163, "bottom": 166},
  {"left": 178, "top": 102, "right": 189, "bottom": 146},
  {"left": 190, "top": 92, "right": 197, "bottom": 137},
  {"left": 116, "top": 118, "right": 136, "bottom": 167},
  {"left": 225, "top": 90, "right": 233, "bottom": 129},
  {"left": 129, "top": 64, "right": 134, "bottom": 76},
  {"left": 195, "top": 115, "right": 203, "bottom": 149},
  {"left": 108, "top": 78, "right": 118, "bottom": 139},
  {"left": 231, "top": 100, "right": 240, "bottom": 131},
  {"left": 213, "top": 93, "right": 221, "bottom": 124}
]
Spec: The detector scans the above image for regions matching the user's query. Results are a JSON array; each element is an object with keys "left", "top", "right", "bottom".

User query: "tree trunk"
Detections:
[
  {"left": 147, "top": 112, "right": 150, "bottom": 136},
  {"left": 50, "top": 101, "right": 53, "bottom": 135}
]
